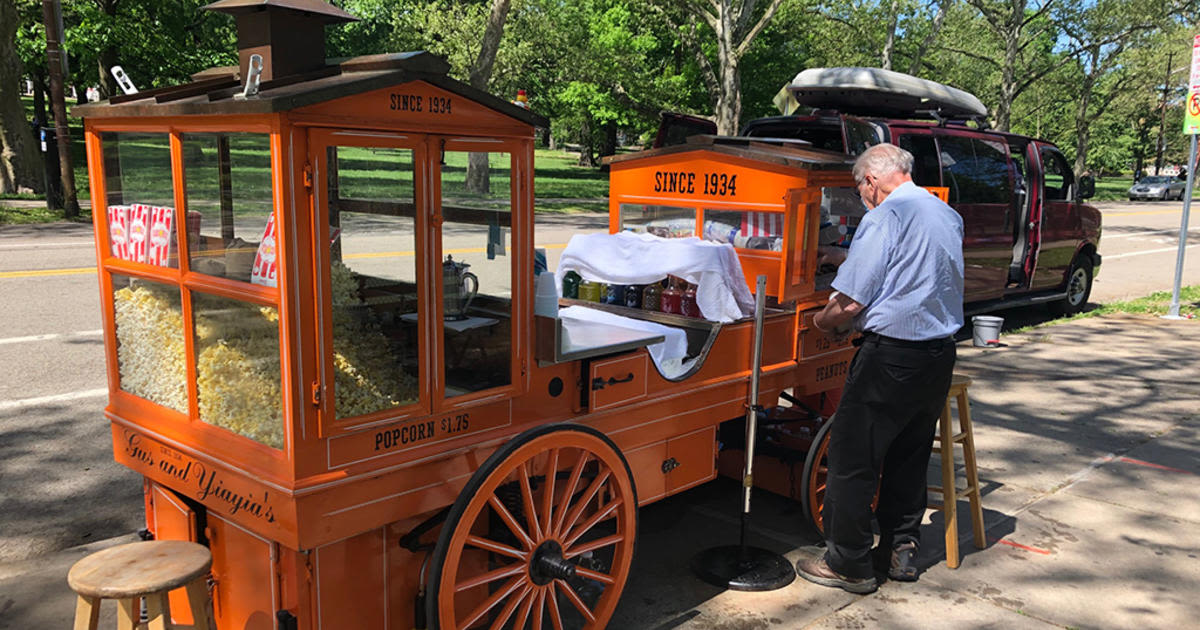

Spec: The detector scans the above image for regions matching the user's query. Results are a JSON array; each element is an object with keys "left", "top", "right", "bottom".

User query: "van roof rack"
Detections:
[{"left": 916, "top": 109, "right": 991, "bottom": 130}]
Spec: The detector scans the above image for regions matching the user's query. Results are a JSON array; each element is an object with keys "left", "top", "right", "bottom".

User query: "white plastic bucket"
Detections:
[{"left": 971, "top": 315, "right": 1003, "bottom": 347}]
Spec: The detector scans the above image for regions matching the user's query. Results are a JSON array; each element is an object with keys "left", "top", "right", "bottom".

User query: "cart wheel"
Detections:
[
  {"left": 799, "top": 418, "right": 879, "bottom": 538},
  {"left": 800, "top": 418, "right": 834, "bottom": 537},
  {"left": 427, "top": 424, "right": 638, "bottom": 630}
]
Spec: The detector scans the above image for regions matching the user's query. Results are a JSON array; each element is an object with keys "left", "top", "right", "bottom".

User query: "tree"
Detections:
[
  {"left": 1056, "top": 0, "right": 1184, "bottom": 175},
  {"left": 465, "top": 0, "right": 512, "bottom": 193},
  {"left": 954, "top": 0, "right": 1061, "bottom": 131},
  {"left": 0, "top": 0, "right": 42, "bottom": 194},
  {"left": 671, "top": 0, "right": 788, "bottom": 134}
]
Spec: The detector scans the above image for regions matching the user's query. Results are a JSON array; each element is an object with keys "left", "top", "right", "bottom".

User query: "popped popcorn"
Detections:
[
  {"left": 194, "top": 295, "right": 284, "bottom": 449},
  {"left": 329, "top": 261, "right": 419, "bottom": 417},
  {"left": 113, "top": 282, "right": 188, "bottom": 413},
  {"left": 109, "top": 261, "right": 420, "bottom": 450}
]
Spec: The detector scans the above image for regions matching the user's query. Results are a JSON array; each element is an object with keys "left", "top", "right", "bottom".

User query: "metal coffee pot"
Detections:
[{"left": 443, "top": 255, "right": 479, "bottom": 320}]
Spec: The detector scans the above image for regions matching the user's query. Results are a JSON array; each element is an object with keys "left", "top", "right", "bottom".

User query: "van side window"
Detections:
[
  {"left": 1040, "top": 148, "right": 1073, "bottom": 201},
  {"left": 936, "top": 135, "right": 1012, "bottom": 204},
  {"left": 844, "top": 118, "right": 882, "bottom": 155},
  {"left": 897, "top": 135, "right": 940, "bottom": 187}
]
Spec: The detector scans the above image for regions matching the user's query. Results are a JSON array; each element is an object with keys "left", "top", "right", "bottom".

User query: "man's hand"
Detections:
[
  {"left": 817, "top": 245, "right": 848, "bottom": 267},
  {"left": 813, "top": 291, "right": 863, "bottom": 340}
]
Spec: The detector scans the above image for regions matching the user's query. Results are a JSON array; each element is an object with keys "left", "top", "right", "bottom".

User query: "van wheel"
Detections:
[{"left": 1049, "top": 257, "right": 1093, "bottom": 316}]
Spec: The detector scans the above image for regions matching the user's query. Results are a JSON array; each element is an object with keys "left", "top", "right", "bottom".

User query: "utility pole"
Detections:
[
  {"left": 42, "top": 0, "right": 80, "bottom": 218},
  {"left": 1154, "top": 51, "right": 1173, "bottom": 175}
]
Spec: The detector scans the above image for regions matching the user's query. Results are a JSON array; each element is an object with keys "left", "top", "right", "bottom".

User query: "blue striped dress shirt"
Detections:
[{"left": 831, "top": 181, "right": 965, "bottom": 340}]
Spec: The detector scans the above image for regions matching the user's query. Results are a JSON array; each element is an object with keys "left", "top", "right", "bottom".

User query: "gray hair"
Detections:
[{"left": 853, "top": 143, "right": 914, "bottom": 183}]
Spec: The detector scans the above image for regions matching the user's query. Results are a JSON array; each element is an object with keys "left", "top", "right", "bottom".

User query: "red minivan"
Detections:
[{"left": 656, "top": 111, "right": 1102, "bottom": 315}]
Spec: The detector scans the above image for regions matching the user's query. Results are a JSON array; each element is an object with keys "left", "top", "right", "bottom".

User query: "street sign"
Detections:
[
  {"left": 1186, "top": 90, "right": 1200, "bottom": 135},
  {"left": 1191, "top": 34, "right": 1200, "bottom": 90}
]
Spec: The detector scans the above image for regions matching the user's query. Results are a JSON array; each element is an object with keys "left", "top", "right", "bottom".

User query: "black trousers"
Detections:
[{"left": 822, "top": 333, "right": 956, "bottom": 578}]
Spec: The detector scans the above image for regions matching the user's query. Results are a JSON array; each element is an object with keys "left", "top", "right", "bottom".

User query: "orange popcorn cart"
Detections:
[{"left": 77, "top": 3, "right": 864, "bottom": 629}]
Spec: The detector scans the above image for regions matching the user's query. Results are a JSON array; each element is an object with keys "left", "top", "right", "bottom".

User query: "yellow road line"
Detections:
[
  {"left": 1105, "top": 209, "right": 1185, "bottom": 217},
  {"left": 0, "top": 244, "right": 570, "bottom": 279},
  {"left": 0, "top": 266, "right": 96, "bottom": 279}
]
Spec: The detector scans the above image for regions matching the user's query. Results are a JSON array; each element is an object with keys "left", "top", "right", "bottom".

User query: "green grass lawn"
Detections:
[
  {"left": 0, "top": 203, "right": 91, "bottom": 224},
  {"left": 1092, "top": 176, "right": 1133, "bottom": 201},
  {"left": 1010, "top": 285, "right": 1200, "bottom": 334}
]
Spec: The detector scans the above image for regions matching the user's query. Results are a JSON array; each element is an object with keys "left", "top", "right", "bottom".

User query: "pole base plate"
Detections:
[{"left": 690, "top": 545, "right": 796, "bottom": 591}]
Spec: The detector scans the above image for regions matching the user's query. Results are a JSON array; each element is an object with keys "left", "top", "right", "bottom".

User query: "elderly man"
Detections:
[{"left": 796, "top": 143, "right": 964, "bottom": 594}]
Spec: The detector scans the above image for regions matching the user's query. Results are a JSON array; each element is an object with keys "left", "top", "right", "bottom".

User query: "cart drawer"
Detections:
[
  {"left": 625, "top": 427, "right": 716, "bottom": 506},
  {"left": 794, "top": 346, "right": 856, "bottom": 394},
  {"left": 798, "top": 311, "right": 853, "bottom": 359},
  {"left": 589, "top": 352, "right": 648, "bottom": 411}
]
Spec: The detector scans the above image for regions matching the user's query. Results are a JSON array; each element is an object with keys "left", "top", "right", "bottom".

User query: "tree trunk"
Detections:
[
  {"left": 908, "top": 0, "right": 949, "bottom": 75},
  {"left": 32, "top": 69, "right": 48, "bottom": 125},
  {"left": 577, "top": 114, "right": 596, "bottom": 167},
  {"left": 96, "top": 0, "right": 120, "bottom": 99},
  {"left": 993, "top": 2, "right": 1024, "bottom": 133},
  {"left": 0, "top": 0, "right": 42, "bottom": 194},
  {"left": 1073, "top": 83, "right": 1093, "bottom": 176},
  {"left": 464, "top": 0, "right": 511, "bottom": 194},
  {"left": 713, "top": 7, "right": 741, "bottom": 135},
  {"left": 97, "top": 50, "right": 119, "bottom": 99},
  {"left": 881, "top": 0, "right": 899, "bottom": 71},
  {"left": 598, "top": 121, "right": 617, "bottom": 158}
]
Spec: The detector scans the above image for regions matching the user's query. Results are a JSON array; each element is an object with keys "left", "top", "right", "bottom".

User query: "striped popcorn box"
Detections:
[
  {"left": 107, "top": 205, "right": 130, "bottom": 260},
  {"left": 127, "top": 203, "right": 151, "bottom": 263},
  {"left": 250, "top": 213, "right": 278, "bottom": 287},
  {"left": 147, "top": 206, "right": 175, "bottom": 267},
  {"left": 740, "top": 211, "right": 783, "bottom": 238}
]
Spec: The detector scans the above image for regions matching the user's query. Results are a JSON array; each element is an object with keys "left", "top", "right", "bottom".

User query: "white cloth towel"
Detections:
[
  {"left": 558, "top": 306, "right": 698, "bottom": 380},
  {"left": 555, "top": 232, "right": 755, "bottom": 322}
]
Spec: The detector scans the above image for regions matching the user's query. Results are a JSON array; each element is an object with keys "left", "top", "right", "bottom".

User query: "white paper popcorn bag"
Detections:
[
  {"left": 251, "top": 212, "right": 278, "bottom": 287},
  {"left": 127, "top": 203, "right": 151, "bottom": 263},
  {"left": 107, "top": 205, "right": 130, "bottom": 260},
  {"left": 147, "top": 206, "right": 175, "bottom": 267}
]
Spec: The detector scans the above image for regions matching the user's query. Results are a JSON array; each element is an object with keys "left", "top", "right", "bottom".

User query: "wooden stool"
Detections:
[
  {"left": 67, "top": 540, "right": 215, "bottom": 630},
  {"left": 929, "top": 373, "right": 986, "bottom": 569}
]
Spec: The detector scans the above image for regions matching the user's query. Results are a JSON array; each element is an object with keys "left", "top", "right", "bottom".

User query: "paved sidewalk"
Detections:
[
  {"left": 612, "top": 313, "right": 1200, "bottom": 630},
  {"left": 1, "top": 313, "right": 1197, "bottom": 629}
]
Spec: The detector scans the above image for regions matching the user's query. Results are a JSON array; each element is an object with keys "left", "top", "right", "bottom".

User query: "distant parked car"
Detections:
[{"left": 1128, "top": 175, "right": 1186, "bottom": 201}]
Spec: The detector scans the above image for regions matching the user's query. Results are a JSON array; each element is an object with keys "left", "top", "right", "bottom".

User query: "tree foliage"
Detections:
[{"left": 2, "top": 0, "right": 1198, "bottom": 180}]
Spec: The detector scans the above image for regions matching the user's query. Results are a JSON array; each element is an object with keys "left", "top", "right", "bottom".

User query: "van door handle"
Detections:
[{"left": 592, "top": 373, "right": 635, "bottom": 390}]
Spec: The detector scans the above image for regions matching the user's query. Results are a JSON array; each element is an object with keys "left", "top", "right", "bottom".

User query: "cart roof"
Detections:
[
  {"left": 73, "top": 51, "right": 549, "bottom": 128},
  {"left": 605, "top": 134, "right": 854, "bottom": 170}
]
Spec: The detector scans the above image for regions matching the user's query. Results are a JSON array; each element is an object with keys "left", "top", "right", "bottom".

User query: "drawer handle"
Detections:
[
  {"left": 661, "top": 457, "right": 680, "bottom": 474},
  {"left": 591, "top": 372, "right": 635, "bottom": 390}
]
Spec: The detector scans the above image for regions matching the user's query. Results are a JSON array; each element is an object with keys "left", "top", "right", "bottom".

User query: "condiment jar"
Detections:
[
  {"left": 604, "top": 283, "right": 626, "bottom": 305},
  {"left": 578, "top": 280, "right": 602, "bottom": 302},
  {"left": 660, "top": 276, "right": 683, "bottom": 315},
  {"left": 561, "top": 270, "right": 581, "bottom": 299},
  {"left": 624, "top": 284, "right": 642, "bottom": 309},
  {"left": 641, "top": 282, "right": 662, "bottom": 311},
  {"left": 681, "top": 282, "right": 699, "bottom": 317}
]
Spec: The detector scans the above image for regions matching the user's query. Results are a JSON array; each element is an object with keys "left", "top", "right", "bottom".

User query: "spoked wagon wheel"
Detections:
[
  {"left": 427, "top": 424, "right": 638, "bottom": 630},
  {"left": 799, "top": 418, "right": 878, "bottom": 537}
]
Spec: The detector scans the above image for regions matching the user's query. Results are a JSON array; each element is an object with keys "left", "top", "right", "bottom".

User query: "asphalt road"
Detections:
[{"left": 0, "top": 198, "right": 1195, "bottom": 566}]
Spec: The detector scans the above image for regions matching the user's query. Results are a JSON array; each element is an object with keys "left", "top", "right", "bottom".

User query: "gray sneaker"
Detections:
[{"left": 795, "top": 556, "right": 878, "bottom": 594}]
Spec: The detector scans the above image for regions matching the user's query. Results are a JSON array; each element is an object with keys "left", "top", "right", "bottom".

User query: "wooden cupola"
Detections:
[{"left": 202, "top": 0, "right": 358, "bottom": 82}]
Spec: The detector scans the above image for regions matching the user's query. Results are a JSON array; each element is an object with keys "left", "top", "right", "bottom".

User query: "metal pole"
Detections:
[
  {"left": 42, "top": 0, "right": 80, "bottom": 218},
  {"left": 1164, "top": 134, "right": 1197, "bottom": 319},
  {"left": 689, "top": 273, "right": 793, "bottom": 591},
  {"left": 739, "top": 275, "right": 768, "bottom": 546}
]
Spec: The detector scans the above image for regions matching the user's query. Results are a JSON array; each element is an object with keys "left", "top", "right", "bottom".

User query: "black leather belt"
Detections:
[{"left": 856, "top": 331, "right": 954, "bottom": 348}]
